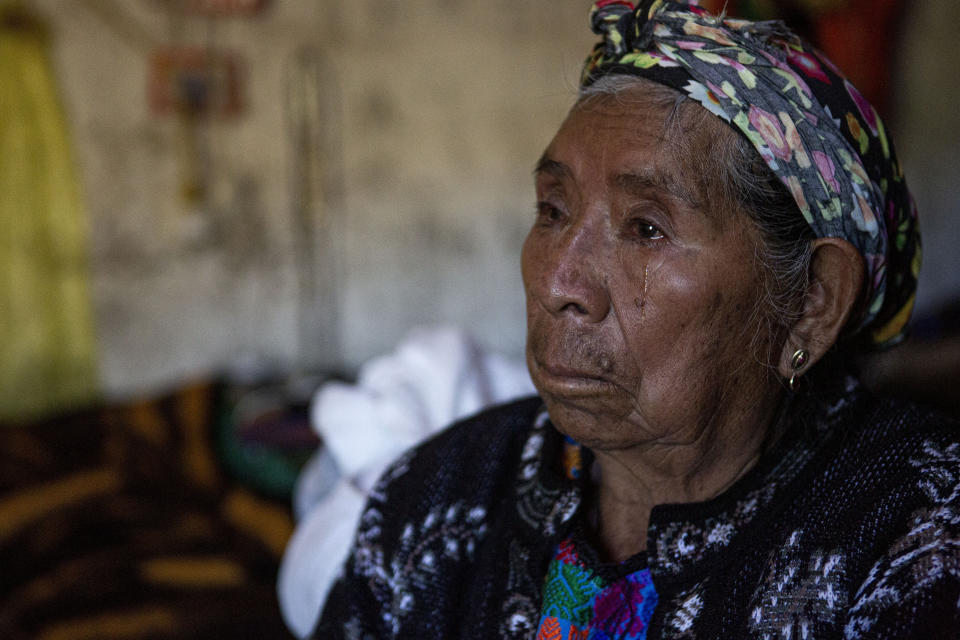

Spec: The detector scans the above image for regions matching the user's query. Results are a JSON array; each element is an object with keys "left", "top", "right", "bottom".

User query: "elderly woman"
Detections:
[{"left": 314, "top": 1, "right": 956, "bottom": 638}]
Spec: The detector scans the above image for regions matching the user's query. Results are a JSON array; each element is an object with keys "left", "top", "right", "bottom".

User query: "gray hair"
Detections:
[{"left": 577, "top": 75, "right": 815, "bottom": 367}]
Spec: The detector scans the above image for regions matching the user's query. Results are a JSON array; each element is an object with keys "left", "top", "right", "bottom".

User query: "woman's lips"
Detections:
[
  {"left": 538, "top": 361, "right": 601, "bottom": 378},
  {"left": 532, "top": 359, "right": 618, "bottom": 396}
]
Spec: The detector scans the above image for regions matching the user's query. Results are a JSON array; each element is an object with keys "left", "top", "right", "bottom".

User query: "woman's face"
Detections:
[{"left": 522, "top": 93, "right": 781, "bottom": 452}]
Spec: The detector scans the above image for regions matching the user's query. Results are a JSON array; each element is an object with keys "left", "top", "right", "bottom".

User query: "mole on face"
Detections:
[{"left": 710, "top": 291, "right": 724, "bottom": 313}]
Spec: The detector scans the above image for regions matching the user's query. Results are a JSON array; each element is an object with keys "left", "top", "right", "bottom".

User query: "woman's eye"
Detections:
[
  {"left": 535, "top": 201, "right": 565, "bottom": 224},
  {"left": 634, "top": 220, "right": 665, "bottom": 240}
]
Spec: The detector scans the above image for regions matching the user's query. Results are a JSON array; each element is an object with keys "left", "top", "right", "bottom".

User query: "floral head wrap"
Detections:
[{"left": 581, "top": 0, "right": 920, "bottom": 348}]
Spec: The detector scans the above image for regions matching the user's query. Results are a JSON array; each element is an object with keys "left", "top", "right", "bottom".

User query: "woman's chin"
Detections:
[{"left": 540, "top": 396, "right": 655, "bottom": 451}]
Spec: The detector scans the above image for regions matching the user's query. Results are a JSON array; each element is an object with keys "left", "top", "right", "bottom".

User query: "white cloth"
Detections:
[{"left": 278, "top": 326, "right": 535, "bottom": 638}]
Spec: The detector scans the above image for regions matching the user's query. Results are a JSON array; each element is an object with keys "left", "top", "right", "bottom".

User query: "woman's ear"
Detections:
[{"left": 777, "top": 237, "right": 865, "bottom": 379}]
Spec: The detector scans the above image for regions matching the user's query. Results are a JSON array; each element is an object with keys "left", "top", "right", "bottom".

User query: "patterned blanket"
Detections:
[{"left": 0, "top": 382, "right": 294, "bottom": 639}]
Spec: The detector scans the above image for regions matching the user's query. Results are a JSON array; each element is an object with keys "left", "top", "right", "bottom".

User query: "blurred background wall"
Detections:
[
  {"left": 4, "top": 0, "right": 959, "bottom": 417},
  {"left": 20, "top": 0, "right": 594, "bottom": 410}
]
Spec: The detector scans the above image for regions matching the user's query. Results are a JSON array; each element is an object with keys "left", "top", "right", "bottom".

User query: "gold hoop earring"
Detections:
[{"left": 788, "top": 348, "right": 809, "bottom": 392}]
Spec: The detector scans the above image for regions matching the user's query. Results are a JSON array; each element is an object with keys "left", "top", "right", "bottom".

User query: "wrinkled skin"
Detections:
[{"left": 522, "top": 91, "right": 785, "bottom": 557}]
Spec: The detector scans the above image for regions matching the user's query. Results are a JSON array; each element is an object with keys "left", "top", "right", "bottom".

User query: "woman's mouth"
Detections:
[{"left": 532, "top": 358, "right": 619, "bottom": 397}]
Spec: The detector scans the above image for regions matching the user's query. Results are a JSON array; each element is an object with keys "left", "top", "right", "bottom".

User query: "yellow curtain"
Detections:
[{"left": 0, "top": 4, "right": 98, "bottom": 422}]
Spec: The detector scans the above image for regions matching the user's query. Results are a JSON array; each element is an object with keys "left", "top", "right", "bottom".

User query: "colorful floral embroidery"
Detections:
[{"left": 536, "top": 538, "right": 658, "bottom": 640}]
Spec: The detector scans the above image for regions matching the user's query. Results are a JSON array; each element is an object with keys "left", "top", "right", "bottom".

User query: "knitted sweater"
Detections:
[{"left": 313, "top": 375, "right": 960, "bottom": 638}]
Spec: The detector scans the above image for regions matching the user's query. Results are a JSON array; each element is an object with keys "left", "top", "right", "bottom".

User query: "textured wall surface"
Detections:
[
  {"left": 26, "top": 0, "right": 960, "bottom": 399},
  {"left": 35, "top": 0, "right": 594, "bottom": 397}
]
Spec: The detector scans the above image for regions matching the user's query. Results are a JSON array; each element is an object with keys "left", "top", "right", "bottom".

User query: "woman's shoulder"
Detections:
[
  {"left": 828, "top": 393, "right": 960, "bottom": 635},
  {"left": 832, "top": 382, "right": 959, "bottom": 473},
  {"left": 314, "top": 397, "right": 546, "bottom": 636},
  {"left": 800, "top": 370, "right": 957, "bottom": 458},
  {"left": 402, "top": 394, "right": 543, "bottom": 470},
  {"left": 802, "top": 377, "right": 959, "bottom": 511},
  {"left": 416, "top": 394, "right": 546, "bottom": 460},
  {"left": 363, "top": 395, "right": 544, "bottom": 516}
]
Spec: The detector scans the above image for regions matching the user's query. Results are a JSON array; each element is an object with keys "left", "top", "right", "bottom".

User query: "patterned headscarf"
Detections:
[{"left": 581, "top": 0, "right": 920, "bottom": 349}]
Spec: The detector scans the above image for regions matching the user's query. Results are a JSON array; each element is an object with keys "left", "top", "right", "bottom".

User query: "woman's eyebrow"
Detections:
[
  {"left": 533, "top": 154, "right": 571, "bottom": 181},
  {"left": 613, "top": 169, "right": 701, "bottom": 209},
  {"left": 534, "top": 156, "right": 701, "bottom": 211}
]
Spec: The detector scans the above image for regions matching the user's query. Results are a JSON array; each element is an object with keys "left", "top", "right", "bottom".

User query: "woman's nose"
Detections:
[{"left": 541, "top": 228, "right": 610, "bottom": 323}]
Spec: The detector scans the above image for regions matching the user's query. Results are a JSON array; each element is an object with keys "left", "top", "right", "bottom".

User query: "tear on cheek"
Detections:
[{"left": 633, "top": 264, "right": 649, "bottom": 319}]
